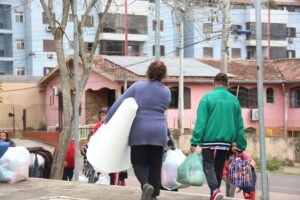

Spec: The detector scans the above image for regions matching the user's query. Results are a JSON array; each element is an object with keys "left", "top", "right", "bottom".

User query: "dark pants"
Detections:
[
  {"left": 202, "top": 148, "right": 229, "bottom": 195},
  {"left": 131, "top": 145, "right": 163, "bottom": 197},
  {"left": 63, "top": 167, "right": 74, "bottom": 181}
]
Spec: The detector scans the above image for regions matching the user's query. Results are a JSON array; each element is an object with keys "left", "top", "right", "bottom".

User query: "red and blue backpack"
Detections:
[{"left": 227, "top": 153, "right": 252, "bottom": 187}]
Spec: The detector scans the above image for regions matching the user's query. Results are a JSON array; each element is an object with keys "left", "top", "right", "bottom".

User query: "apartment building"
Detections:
[{"left": 0, "top": 0, "right": 299, "bottom": 76}]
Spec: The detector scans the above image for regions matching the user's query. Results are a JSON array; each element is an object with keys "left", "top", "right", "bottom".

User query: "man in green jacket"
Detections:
[{"left": 190, "top": 73, "right": 247, "bottom": 200}]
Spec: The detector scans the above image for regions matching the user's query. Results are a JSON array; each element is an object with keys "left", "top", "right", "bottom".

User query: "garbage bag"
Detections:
[
  {"left": 177, "top": 152, "right": 205, "bottom": 186},
  {"left": 0, "top": 146, "right": 30, "bottom": 183},
  {"left": 87, "top": 97, "right": 138, "bottom": 173},
  {"left": 161, "top": 149, "right": 186, "bottom": 190},
  {"left": 0, "top": 142, "right": 9, "bottom": 158}
]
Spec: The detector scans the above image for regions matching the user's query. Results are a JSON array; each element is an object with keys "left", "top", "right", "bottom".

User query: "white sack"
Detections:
[
  {"left": 87, "top": 97, "right": 138, "bottom": 173},
  {"left": 161, "top": 149, "right": 186, "bottom": 190},
  {"left": 0, "top": 147, "right": 30, "bottom": 183},
  {"left": 95, "top": 176, "right": 110, "bottom": 185}
]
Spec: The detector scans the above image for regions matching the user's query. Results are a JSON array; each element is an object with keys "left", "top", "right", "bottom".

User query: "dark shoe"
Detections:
[
  {"left": 141, "top": 184, "right": 154, "bottom": 200},
  {"left": 210, "top": 189, "right": 223, "bottom": 200}
]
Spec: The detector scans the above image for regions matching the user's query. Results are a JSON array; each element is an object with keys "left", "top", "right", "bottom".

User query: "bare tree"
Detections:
[{"left": 40, "top": 0, "right": 113, "bottom": 179}]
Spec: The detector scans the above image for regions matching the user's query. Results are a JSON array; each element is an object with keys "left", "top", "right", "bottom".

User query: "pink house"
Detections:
[{"left": 38, "top": 56, "right": 300, "bottom": 137}]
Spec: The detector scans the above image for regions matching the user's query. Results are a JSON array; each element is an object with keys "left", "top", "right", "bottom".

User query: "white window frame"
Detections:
[
  {"left": 16, "top": 67, "right": 25, "bottom": 76},
  {"left": 15, "top": 12, "right": 24, "bottom": 23},
  {"left": 16, "top": 40, "right": 25, "bottom": 50}
]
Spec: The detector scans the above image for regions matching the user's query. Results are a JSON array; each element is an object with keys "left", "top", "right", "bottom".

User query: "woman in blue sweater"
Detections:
[{"left": 105, "top": 61, "right": 171, "bottom": 200}]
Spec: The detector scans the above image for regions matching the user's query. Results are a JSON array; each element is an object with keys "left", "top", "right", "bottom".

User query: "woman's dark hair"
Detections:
[
  {"left": 214, "top": 73, "right": 228, "bottom": 86},
  {"left": 146, "top": 61, "right": 167, "bottom": 82}
]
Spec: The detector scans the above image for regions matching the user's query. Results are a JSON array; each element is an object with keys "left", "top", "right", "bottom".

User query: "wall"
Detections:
[
  {"left": 166, "top": 83, "right": 289, "bottom": 136},
  {"left": 176, "top": 133, "right": 296, "bottom": 161},
  {"left": 43, "top": 67, "right": 119, "bottom": 126},
  {"left": 0, "top": 82, "right": 45, "bottom": 130},
  {"left": 8, "top": 131, "right": 86, "bottom": 147}
]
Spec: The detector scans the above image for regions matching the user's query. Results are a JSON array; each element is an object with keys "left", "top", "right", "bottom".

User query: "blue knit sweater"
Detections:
[{"left": 105, "top": 81, "right": 171, "bottom": 147}]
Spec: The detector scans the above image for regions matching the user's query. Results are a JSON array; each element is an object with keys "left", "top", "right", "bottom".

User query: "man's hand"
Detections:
[{"left": 190, "top": 145, "right": 197, "bottom": 153}]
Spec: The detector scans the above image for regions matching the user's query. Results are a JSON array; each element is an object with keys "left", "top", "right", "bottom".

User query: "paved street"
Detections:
[{"left": 5, "top": 138, "right": 300, "bottom": 200}]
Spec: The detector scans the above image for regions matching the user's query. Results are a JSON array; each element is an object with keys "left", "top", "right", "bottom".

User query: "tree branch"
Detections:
[{"left": 61, "top": 0, "right": 71, "bottom": 30}]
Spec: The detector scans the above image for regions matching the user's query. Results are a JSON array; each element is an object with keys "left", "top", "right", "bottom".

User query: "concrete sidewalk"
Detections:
[{"left": 0, "top": 178, "right": 242, "bottom": 200}]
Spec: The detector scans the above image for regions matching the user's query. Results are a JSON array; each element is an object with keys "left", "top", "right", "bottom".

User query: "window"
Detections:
[
  {"left": 16, "top": 67, "right": 25, "bottom": 75},
  {"left": 44, "top": 67, "right": 54, "bottom": 75},
  {"left": 290, "top": 86, "right": 300, "bottom": 108},
  {"left": 245, "top": 127, "right": 256, "bottom": 134},
  {"left": 203, "top": 23, "right": 213, "bottom": 34},
  {"left": 169, "top": 86, "right": 191, "bottom": 109},
  {"left": 203, "top": 47, "right": 213, "bottom": 58},
  {"left": 231, "top": 48, "right": 241, "bottom": 59},
  {"left": 266, "top": 88, "right": 274, "bottom": 103},
  {"left": 152, "top": 45, "right": 165, "bottom": 56},
  {"left": 230, "top": 25, "right": 242, "bottom": 35},
  {"left": 0, "top": 50, "right": 4, "bottom": 57},
  {"left": 84, "top": 15, "right": 94, "bottom": 27},
  {"left": 152, "top": 20, "right": 163, "bottom": 31},
  {"left": 43, "top": 40, "right": 56, "bottom": 52},
  {"left": 15, "top": 12, "right": 24, "bottom": 23},
  {"left": 228, "top": 86, "right": 258, "bottom": 108},
  {"left": 101, "top": 13, "right": 147, "bottom": 34},
  {"left": 287, "top": 50, "right": 296, "bottom": 58},
  {"left": 43, "top": 12, "right": 55, "bottom": 24},
  {"left": 16, "top": 40, "right": 25, "bottom": 50},
  {"left": 84, "top": 42, "right": 93, "bottom": 53},
  {"left": 287, "top": 27, "right": 296, "bottom": 38}
]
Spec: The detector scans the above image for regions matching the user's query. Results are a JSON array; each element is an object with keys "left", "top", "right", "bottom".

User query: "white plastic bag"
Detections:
[
  {"left": 87, "top": 97, "right": 138, "bottom": 173},
  {"left": 95, "top": 176, "right": 110, "bottom": 185},
  {"left": 0, "top": 146, "right": 30, "bottom": 183},
  {"left": 161, "top": 149, "right": 186, "bottom": 190}
]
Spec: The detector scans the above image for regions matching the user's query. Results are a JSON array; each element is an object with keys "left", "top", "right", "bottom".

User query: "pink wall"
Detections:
[
  {"left": 43, "top": 66, "right": 119, "bottom": 126},
  {"left": 45, "top": 75, "right": 61, "bottom": 126},
  {"left": 166, "top": 83, "right": 289, "bottom": 131},
  {"left": 43, "top": 70, "right": 300, "bottom": 133},
  {"left": 80, "top": 70, "right": 119, "bottom": 124},
  {"left": 286, "top": 84, "right": 300, "bottom": 128}
]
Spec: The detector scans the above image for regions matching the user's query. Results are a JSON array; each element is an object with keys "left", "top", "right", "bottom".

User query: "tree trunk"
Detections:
[{"left": 50, "top": 30, "right": 74, "bottom": 179}]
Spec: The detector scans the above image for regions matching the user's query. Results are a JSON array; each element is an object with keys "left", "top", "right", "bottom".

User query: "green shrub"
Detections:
[
  {"left": 38, "top": 122, "right": 47, "bottom": 131},
  {"left": 14, "top": 132, "right": 23, "bottom": 138},
  {"left": 25, "top": 127, "right": 34, "bottom": 131},
  {"left": 253, "top": 156, "right": 283, "bottom": 171}
]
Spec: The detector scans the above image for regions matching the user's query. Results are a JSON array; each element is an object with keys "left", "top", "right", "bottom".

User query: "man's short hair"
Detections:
[{"left": 214, "top": 73, "right": 228, "bottom": 86}]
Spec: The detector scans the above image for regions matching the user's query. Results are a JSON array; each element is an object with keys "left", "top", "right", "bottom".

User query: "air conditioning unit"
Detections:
[
  {"left": 288, "top": 38, "right": 294, "bottom": 43},
  {"left": 52, "top": 86, "right": 59, "bottom": 96},
  {"left": 250, "top": 109, "right": 259, "bottom": 121},
  {"left": 45, "top": 25, "right": 51, "bottom": 32},
  {"left": 47, "top": 53, "right": 53, "bottom": 59},
  {"left": 206, "top": 33, "right": 213, "bottom": 39}
]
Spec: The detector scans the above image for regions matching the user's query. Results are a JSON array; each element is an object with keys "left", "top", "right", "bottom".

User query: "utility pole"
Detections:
[
  {"left": 72, "top": 0, "right": 80, "bottom": 182},
  {"left": 220, "top": 0, "right": 230, "bottom": 73},
  {"left": 255, "top": 0, "right": 269, "bottom": 199},
  {"left": 268, "top": 1, "right": 271, "bottom": 60},
  {"left": 178, "top": 19, "right": 184, "bottom": 135},
  {"left": 155, "top": 0, "right": 160, "bottom": 60},
  {"left": 124, "top": 0, "right": 128, "bottom": 56}
]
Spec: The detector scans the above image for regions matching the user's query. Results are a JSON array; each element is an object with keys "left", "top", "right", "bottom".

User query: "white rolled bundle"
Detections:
[{"left": 87, "top": 97, "right": 138, "bottom": 173}]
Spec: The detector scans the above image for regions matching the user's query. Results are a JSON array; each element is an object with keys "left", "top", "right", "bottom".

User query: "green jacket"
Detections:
[{"left": 190, "top": 87, "right": 247, "bottom": 151}]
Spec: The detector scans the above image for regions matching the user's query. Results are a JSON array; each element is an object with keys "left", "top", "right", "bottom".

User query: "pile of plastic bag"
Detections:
[
  {"left": 177, "top": 152, "right": 205, "bottom": 186},
  {"left": 0, "top": 146, "right": 30, "bottom": 183},
  {"left": 161, "top": 149, "right": 186, "bottom": 190}
]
